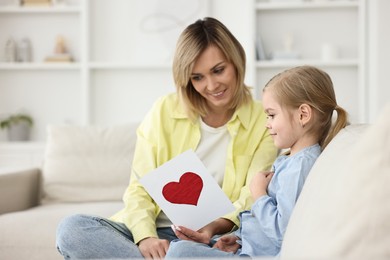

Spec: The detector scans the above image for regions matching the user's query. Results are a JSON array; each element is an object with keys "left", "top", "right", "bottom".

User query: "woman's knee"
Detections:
[
  {"left": 56, "top": 214, "right": 94, "bottom": 249},
  {"left": 57, "top": 214, "right": 89, "bottom": 235},
  {"left": 167, "top": 240, "right": 205, "bottom": 258},
  {"left": 56, "top": 214, "right": 141, "bottom": 259}
]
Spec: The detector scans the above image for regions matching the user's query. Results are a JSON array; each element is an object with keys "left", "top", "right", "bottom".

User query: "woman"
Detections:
[{"left": 56, "top": 17, "right": 277, "bottom": 259}]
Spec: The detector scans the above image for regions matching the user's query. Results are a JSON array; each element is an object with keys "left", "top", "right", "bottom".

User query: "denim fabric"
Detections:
[
  {"left": 56, "top": 214, "right": 177, "bottom": 259},
  {"left": 165, "top": 239, "right": 243, "bottom": 259}
]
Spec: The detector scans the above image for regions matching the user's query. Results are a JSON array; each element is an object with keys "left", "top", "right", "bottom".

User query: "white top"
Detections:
[
  {"left": 156, "top": 119, "right": 230, "bottom": 228},
  {"left": 195, "top": 119, "right": 230, "bottom": 186}
]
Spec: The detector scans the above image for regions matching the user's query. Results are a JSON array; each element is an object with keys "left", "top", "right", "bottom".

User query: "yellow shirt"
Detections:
[{"left": 110, "top": 93, "right": 277, "bottom": 244}]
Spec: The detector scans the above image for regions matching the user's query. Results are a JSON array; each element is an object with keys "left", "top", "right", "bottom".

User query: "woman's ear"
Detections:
[{"left": 298, "top": 104, "right": 312, "bottom": 127}]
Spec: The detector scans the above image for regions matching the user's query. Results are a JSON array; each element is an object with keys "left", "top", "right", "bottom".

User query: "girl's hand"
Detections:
[
  {"left": 171, "top": 225, "right": 210, "bottom": 244},
  {"left": 171, "top": 218, "right": 234, "bottom": 245},
  {"left": 213, "top": 234, "right": 240, "bottom": 253},
  {"left": 250, "top": 171, "right": 274, "bottom": 200}
]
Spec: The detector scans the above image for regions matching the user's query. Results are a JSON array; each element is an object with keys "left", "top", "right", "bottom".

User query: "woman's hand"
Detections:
[
  {"left": 213, "top": 234, "right": 240, "bottom": 253},
  {"left": 138, "top": 237, "right": 170, "bottom": 259},
  {"left": 250, "top": 171, "right": 274, "bottom": 201}
]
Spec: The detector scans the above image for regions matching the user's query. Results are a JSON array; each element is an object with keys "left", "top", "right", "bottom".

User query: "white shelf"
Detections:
[
  {"left": 89, "top": 62, "right": 171, "bottom": 70},
  {"left": 0, "top": 5, "right": 81, "bottom": 13},
  {"left": 0, "top": 141, "right": 45, "bottom": 148},
  {"left": 256, "top": 1, "right": 359, "bottom": 10},
  {"left": 0, "top": 62, "right": 81, "bottom": 70},
  {"left": 255, "top": 59, "right": 359, "bottom": 68}
]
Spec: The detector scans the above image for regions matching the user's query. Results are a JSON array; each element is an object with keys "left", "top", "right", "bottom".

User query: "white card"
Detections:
[{"left": 139, "top": 149, "right": 235, "bottom": 231}]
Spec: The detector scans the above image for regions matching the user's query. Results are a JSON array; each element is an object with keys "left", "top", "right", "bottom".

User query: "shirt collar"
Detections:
[
  {"left": 171, "top": 100, "right": 253, "bottom": 129},
  {"left": 229, "top": 102, "right": 252, "bottom": 130}
]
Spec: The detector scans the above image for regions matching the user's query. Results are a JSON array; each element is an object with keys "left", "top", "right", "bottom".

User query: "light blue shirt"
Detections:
[{"left": 235, "top": 144, "right": 321, "bottom": 257}]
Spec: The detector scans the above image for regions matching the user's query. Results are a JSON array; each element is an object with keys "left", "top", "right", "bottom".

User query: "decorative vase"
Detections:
[
  {"left": 7, "top": 121, "right": 30, "bottom": 141},
  {"left": 5, "top": 37, "right": 17, "bottom": 62}
]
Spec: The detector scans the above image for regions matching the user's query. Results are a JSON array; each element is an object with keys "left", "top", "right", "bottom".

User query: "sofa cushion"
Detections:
[
  {"left": 42, "top": 123, "right": 138, "bottom": 203},
  {"left": 0, "top": 202, "right": 124, "bottom": 260},
  {"left": 281, "top": 104, "right": 390, "bottom": 259}
]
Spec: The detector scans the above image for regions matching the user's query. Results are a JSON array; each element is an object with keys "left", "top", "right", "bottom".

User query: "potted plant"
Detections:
[{"left": 0, "top": 113, "right": 34, "bottom": 141}]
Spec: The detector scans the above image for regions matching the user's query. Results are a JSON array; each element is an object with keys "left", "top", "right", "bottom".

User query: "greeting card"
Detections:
[{"left": 139, "top": 149, "right": 235, "bottom": 231}]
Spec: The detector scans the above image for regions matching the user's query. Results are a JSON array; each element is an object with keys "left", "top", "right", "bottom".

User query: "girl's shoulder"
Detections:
[
  {"left": 273, "top": 144, "right": 321, "bottom": 173},
  {"left": 296, "top": 144, "right": 322, "bottom": 160}
]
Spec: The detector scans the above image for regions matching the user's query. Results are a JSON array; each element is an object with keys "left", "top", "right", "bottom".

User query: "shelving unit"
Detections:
[
  {"left": 0, "top": 0, "right": 211, "bottom": 143},
  {"left": 0, "top": 0, "right": 83, "bottom": 148},
  {"left": 0, "top": 0, "right": 369, "bottom": 168},
  {"left": 0, "top": 0, "right": 211, "bottom": 168},
  {"left": 253, "top": 0, "right": 366, "bottom": 123}
]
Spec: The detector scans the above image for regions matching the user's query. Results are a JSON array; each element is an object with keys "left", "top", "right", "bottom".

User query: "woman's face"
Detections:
[{"left": 190, "top": 45, "right": 237, "bottom": 113}]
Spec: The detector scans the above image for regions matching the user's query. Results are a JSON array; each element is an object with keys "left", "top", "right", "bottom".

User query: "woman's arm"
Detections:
[
  {"left": 110, "top": 96, "right": 168, "bottom": 244},
  {"left": 112, "top": 124, "right": 160, "bottom": 243}
]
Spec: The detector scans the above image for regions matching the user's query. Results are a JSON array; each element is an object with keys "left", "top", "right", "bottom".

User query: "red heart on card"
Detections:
[{"left": 162, "top": 172, "right": 203, "bottom": 206}]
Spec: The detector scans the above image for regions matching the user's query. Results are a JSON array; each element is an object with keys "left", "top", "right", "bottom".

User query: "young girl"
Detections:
[{"left": 166, "top": 65, "right": 349, "bottom": 258}]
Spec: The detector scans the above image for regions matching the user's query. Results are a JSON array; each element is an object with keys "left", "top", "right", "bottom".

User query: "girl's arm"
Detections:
[
  {"left": 251, "top": 156, "right": 313, "bottom": 245},
  {"left": 172, "top": 218, "right": 234, "bottom": 244}
]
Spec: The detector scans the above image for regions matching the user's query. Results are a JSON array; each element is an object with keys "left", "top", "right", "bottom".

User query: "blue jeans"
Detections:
[
  {"left": 165, "top": 239, "right": 244, "bottom": 258},
  {"left": 56, "top": 214, "right": 177, "bottom": 259}
]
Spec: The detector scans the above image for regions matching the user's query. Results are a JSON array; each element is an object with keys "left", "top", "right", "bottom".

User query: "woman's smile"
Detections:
[{"left": 191, "top": 45, "right": 237, "bottom": 112}]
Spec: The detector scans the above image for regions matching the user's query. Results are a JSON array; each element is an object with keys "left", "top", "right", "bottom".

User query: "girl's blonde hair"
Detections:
[
  {"left": 172, "top": 17, "right": 252, "bottom": 121},
  {"left": 264, "top": 65, "right": 349, "bottom": 149}
]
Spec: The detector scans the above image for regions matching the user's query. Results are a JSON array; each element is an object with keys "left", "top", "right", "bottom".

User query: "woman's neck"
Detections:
[{"left": 202, "top": 109, "right": 234, "bottom": 128}]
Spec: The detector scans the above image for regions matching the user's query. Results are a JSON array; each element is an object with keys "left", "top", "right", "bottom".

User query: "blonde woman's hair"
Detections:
[
  {"left": 264, "top": 65, "right": 349, "bottom": 149},
  {"left": 172, "top": 17, "right": 252, "bottom": 121}
]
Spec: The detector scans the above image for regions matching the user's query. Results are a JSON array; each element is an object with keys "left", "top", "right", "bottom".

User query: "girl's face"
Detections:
[
  {"left": 190, "top": 45, "right": 237, "bottom": 113},
  {"left": 262, "top": 89, "right": 302, "bottom": 151}
]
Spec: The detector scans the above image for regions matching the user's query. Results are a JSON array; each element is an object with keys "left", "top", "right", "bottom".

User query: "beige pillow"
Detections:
[
  {"left": 281, "top": 103, "right": 390, "bottom": 259},
  {"left": 42, "top": 123, "right": 138, "bottom": 203}
]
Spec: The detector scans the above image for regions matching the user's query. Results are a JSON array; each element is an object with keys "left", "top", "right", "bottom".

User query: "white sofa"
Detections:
[{"left": 0, "top": 104, "right": 389, "bottom": 260}]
